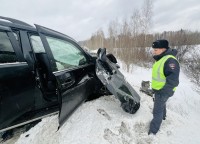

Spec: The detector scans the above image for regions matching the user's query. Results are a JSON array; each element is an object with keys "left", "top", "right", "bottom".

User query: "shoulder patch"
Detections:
[{"left": 169, "top": 63, "right": 176, "bottom": 69}]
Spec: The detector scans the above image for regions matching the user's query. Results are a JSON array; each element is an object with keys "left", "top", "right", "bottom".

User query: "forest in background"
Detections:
[{"left": 81, "top": 0, "right": 200, "bottom": 88}]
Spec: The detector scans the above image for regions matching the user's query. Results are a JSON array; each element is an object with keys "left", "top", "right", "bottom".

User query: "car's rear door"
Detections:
[
  {"left": 0, "top": 25, "right": 35, "bottom": 131},
  {"left": 35, "top": 25, "right": 96, "bottom": 127}
]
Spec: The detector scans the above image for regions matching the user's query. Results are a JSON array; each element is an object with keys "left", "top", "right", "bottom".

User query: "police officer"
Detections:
[{"left": 148, "top": 39, "right": 180, "bottom": 135}]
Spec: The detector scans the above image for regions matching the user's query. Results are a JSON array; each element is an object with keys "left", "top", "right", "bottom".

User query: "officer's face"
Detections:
[{"left": 152, "top": 48, "right": 166, "bottom": 56}]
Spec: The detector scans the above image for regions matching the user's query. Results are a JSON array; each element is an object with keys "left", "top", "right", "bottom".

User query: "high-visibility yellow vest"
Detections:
[{"left": 152, "top": 55, "right": 177, "bottom": 91}]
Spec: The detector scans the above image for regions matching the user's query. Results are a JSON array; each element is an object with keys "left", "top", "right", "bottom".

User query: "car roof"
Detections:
[
  {"left": 0, "top": 16, "right": 76, "bottom": 42},
  {"left": 0, "top": 16, "right": 36, "bottom": 31}
]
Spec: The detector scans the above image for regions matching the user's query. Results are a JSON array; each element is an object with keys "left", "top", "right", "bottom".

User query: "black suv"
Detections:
[{"left": 0, "top": 16, "right": 140, "bottom": 135}]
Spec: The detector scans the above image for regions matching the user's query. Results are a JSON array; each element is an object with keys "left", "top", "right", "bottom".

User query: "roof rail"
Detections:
[{"left": 0, "top": 16, "right": 33, "bottom": 27}]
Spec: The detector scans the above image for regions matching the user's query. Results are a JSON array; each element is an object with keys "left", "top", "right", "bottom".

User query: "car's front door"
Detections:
[
  {"left": 0, "top": 25, "right": 35, "bottom": 132},
  {"left": 35, "top": 25, "right": 96, "bottom": 127}
]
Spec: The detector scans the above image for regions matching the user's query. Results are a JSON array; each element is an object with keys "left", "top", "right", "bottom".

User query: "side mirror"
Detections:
[{"left": 97, "top": 48, "right": 107, "bottom": 62}]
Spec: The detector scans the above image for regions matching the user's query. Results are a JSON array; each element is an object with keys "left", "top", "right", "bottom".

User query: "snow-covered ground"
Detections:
[{"left": 3, "top": 61, "right": 200, "bottom": 144}]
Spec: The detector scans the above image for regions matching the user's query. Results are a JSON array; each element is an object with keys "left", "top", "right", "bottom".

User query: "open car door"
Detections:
[
  {"left": 96, "top": 48, "right": 140, "bottom": 114},
  {"left": 35, "top": 25, "right": 96, "bottom": 128}
]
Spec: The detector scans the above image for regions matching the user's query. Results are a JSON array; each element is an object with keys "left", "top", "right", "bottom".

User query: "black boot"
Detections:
[{"left": 148, "top": 131, "right": 156, "bottom": 135}]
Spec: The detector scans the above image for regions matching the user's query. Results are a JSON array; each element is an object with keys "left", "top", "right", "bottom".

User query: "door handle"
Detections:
[{"left": 61, "top": 78, "right": 74, "bottom": 89}]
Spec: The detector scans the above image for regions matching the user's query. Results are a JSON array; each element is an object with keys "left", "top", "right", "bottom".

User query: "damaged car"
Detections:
[{"left": 0, "top": 16, "right": 140, "bottom": 137}]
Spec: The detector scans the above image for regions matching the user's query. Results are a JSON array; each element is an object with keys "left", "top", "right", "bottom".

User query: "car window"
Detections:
[
  {"left": 30, "top": 35, "right": 46, "bottom": 53},
  {"left": 46, "top": 36, "right": 88, "bottom": 71},
  {"left": 0, "top": 31, "right": 18, "bottom": 63}
]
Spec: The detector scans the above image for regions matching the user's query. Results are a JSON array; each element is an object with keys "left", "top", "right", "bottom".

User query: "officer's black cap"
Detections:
[{"left": 152, "top": 39, "right": 169, "bottom": 49}]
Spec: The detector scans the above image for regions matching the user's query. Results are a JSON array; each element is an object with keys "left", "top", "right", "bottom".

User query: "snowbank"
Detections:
[{"left": 4, "top": 62, "right": 200, "bottom": 144}]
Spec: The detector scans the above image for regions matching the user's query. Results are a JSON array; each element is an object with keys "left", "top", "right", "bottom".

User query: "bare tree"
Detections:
[
  {"left": 108, "top": 19, "right": 119, "bottom": 49},
  {"left": 184, "top": 49, "right": 200, "bottom": 90},
  {"left": 96, "top": 28, "right": 105, "bottom": 48},
  {"left": 170, "top": 29, "right": 194, "bottom": 62},
  {"left": 141, "top": 0, "right": 153, "bottom": 47},
  {"left": 129, "top": 9, "right": 141, "bottom": 47}
]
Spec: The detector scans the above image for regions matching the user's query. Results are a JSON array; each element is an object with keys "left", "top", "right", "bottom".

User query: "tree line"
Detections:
[
  {"left": 82, "top": 0, "right": 200, "bottom": 88},
  {"left": 83, "top": 0, "right": 200, "bottom": 64}
]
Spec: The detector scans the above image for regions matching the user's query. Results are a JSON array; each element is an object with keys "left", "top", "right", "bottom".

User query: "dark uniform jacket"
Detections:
[{"left": 153, "top": 48, "right": 180, "bottom": 97}]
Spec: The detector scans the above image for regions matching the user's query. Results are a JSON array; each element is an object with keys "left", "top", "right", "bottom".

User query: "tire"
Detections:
[{"left": 121, "top": 99, "right": 140, "bottom": 114}]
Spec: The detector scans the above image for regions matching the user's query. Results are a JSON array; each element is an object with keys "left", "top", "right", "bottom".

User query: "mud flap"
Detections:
[{"left": 95, "top": 48, "right": 140, "bottom": 114}]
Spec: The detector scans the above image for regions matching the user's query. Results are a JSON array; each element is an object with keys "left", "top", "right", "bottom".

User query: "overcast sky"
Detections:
[{"left": 0, "top": 0, "right": 200, "bottom": 41}]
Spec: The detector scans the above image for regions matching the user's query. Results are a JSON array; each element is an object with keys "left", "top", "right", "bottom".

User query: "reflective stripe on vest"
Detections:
[{"left": 152, "top": 55, "right": 177, "bottom": 91}]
